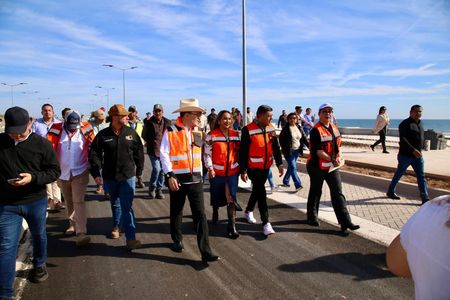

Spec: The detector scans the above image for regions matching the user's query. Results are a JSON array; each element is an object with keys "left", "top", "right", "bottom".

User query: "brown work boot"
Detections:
[
  {"left": 126, "top": 239, "right": 142, "bottom": 250},
  {"left": 76, "top": 233, "right": 91, "bottom": 246},
  {"left": 111, "top": 227, "right": 120, "bottom": 239}
]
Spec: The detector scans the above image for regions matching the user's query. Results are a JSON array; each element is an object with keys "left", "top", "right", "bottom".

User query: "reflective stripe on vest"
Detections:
[
  {"left": 210, "top": 129, "right": 240, "bottom": 176},
  {"left": 168, "top": 119, "right": 202, "bottom": 176},
  {"left": 246, "top": 122, "right": 274, "bottom": 169},
  {"left": 307, "top": 122, "right": 341, "bottom": 170}
]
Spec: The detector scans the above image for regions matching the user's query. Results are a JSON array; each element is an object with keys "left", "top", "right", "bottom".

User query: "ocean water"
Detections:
[
  {"left": 273, "top": 119, "right": 450, "bottom": 134},
  {"left": 336, "top": 119, "right": 450, "bottom": 134}
]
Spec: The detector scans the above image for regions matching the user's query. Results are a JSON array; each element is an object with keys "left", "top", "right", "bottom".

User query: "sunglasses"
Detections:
[{"left": 321, "top": 110, "right": 333, "bottom": 114}]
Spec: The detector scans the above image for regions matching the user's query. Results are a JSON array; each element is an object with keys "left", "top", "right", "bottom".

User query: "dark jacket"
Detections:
[
  {"left": 141, "top": 116, "right": 171, "bottom": 157},
  {"left": 279, "top": 124, "right": 309, "bottom": 159},
  {"left": 89, "top": 125, "right": 144, "bottom": 181},
  {"left": 398, "top": 117, "right": 424, "bottom": 157},
  {"left": 0, "top": 133, "right": 61, "bottom": 205},
  {"left": 239, "top": 122, "right": 283, "bottom": 173}
]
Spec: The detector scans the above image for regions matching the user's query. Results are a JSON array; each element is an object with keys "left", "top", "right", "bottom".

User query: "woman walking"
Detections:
[
  {"left": 279, "top": 113, "right": 309, "bottom": 191},
  {"left": 204, "top": 110, "right": 241, "bottom": 239},
  {"left": 371, "top": 106, "right": 390, "bottom": 153}
]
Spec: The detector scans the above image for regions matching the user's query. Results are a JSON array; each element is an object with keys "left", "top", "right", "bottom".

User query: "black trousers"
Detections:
[
  {"left": 373, "top": 126, "right": 387, "bottom": 151},
  {"left": 306, "top": 164, "right": 352, "bottom": 226},
  {"left": 245, "top": 168, "right": 270, "bottom": 225},
  {"left": 169, "top": 182, "right": 212, "bottom": 256}
]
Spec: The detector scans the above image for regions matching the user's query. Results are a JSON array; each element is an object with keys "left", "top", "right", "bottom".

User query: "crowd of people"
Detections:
[{"left": 0, "top": 99, "right": 436, "bottom": 299}]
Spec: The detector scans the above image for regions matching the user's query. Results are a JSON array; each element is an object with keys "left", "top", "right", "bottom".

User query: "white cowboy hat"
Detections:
[{"left": 172, "top": 98, "right": 206, "bottom": 113}]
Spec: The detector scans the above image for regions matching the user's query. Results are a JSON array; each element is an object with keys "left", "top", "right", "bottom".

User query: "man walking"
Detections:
[
  {"left": 387, "top": 105, "right": 429, "bottom": 203},
  {"left": 32, "top": 103, "right": 64, "bottom": 211},
  {"left": 89, "top": 104, "right": 144, "bottom": 250},
  {"left": 239, "top": 105, "right": 284, "bottom": 236},
  {"left": 47, "top": 110, "right": 95, "bottom": 246},
  {"left": 128, "top": 105, "right": 145, "bottom": 188},
  {"left": 142, "top": 104, "right": 171, "bottom": 199},
  {"left": 0, "top": 107, "right": 61, "bottom": 299},
  {"left": 303, "top": 107, "right": 315, "bottom": 136},
  {"left": 160, "top": 98, "right": 219, "bottom": 263}
]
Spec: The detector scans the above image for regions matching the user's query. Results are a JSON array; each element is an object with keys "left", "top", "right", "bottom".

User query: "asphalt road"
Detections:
[{"left": 21, "top": 162, "right": 413, "bottom": 299}]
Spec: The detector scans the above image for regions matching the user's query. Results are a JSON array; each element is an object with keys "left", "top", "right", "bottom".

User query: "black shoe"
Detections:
[
  {"left": 386, "top": 192, "right": 401, "bottom": 200},
  {"left": 227, "top": 223, "right": 240, "bottom": 239},
  {"left": 171, "top": 241, "right": 184, "bottom": 253},
  {"left": 148, "top": 189, "right": 155, "bottom": 199},
  {"left": 155, "top": 189, "right": 165, "bottom": 199},
  {"left": 307, "top": 220, "right": 320, "bottom": 227},
  {"left": 29, "top": 265, "right": 48, "bottom": 283},
  {"left": 370, "top": 145, "right": 375, "bottom": 152},
  {"left": 201, "top": 253, "right": 220, "bottom": 263},
  {"left": 421, "top": 197, "right": 430, "bottom": 204},
  {"left": 383, "top": 151, "right": 390, "bottom": 154},
  {"left": 341, "top": 223, "right": 360, "bottom": 232}
]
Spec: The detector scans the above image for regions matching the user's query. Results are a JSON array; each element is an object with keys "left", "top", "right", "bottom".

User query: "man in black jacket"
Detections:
[
  {"left": 0, "top": 107, "right": 61, "bottom": 299},
  {"left": 141, "top": 104, "right": 171, "bottom": 199},
  {"left": 387, "top": 105, "right": 429, "bottom": 203},
  {"left": 89, "top": 104, "right": 144, "bottom": 250}
]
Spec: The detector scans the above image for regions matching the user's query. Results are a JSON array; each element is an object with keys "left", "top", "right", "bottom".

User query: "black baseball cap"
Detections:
[{"left": 5, "top": 106, "right": 30, "bottom": 134}]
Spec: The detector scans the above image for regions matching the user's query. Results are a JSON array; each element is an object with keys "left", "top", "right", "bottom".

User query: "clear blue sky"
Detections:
[{"left": 1, "top": 0, "right": 449, "bottom": 119}]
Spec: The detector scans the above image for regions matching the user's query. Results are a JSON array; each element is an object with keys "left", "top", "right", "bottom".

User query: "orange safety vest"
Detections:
[
  {"left": 209, "top": 129, "right": 240, "bottom": 177},
  {"left": 167, "top": 117, "right": 203, "bottom": 176},
  {"left": 247, "top": 121, "right": 276, "bottom": 169},
  {"left": 307, "top": 122, "right": 341, "bottom": 170},
  {"left": 47, "top": 121, "right": 95, "bottom": 150}
]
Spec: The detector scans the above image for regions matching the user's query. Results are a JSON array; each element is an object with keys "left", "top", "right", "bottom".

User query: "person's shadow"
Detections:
[{"left": 278, "top": 252, "right": 395, "bottom": 281}]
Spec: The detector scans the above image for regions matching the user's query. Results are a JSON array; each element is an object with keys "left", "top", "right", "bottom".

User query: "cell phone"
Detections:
[{"left": 7, "top": 177, "right": 22, "bottom": 183}]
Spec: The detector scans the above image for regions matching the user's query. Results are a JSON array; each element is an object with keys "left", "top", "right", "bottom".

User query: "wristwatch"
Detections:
[{"left": 165, "top": 171, "right": 175, "bottom": 179}]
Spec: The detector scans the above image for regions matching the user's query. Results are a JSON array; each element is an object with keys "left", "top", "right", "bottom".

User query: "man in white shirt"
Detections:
[
  {"left": 245, "top": 107, "right": 254, "bottom": 125},
  {"left": 32, "top": 103, "right": 64, "bottom": 211},
  {"left": 47, "top": 110, "right": 95, "bottom": 246}
]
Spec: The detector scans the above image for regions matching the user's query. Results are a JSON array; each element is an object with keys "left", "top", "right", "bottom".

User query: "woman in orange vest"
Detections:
[
  {"left": 306, "top": 103, "right": 360, "bottom": 233},
  {"left": 204, "top": 110, "right": 241, "bottom": 239}
]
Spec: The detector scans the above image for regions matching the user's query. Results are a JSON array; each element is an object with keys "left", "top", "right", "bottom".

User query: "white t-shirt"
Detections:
[
  {"left": 290, "top": 125, "right": 302, "bottom": 150},
  {"left": 400, "top": 195, "right": 450, "bottom": 300}
]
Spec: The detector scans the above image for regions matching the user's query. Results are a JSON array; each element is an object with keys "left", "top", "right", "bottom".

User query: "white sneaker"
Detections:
[
  {"left": 271, "top": 185, "right": 279, "bottom": 192},
  {"left": 263, "top": 223, "right": 275, "bottom": 235},
  {"left": 245, "top": 211, "right": 257, "bottom": 224}
]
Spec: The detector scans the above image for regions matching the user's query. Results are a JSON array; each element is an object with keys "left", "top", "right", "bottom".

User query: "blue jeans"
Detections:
[
  {"left": 149, "top": 156, "right": 164, "bottom": 189},
  {"left": 0, "top": 197, "right": 48, "bottom": 299},
  {"left": 103, "top": 177, "right": 137, "bottom": 240},
  {"left": 267, "top": 168, "right": 275, "bottom": 188},
  {"left": 388, "top": 154, "right": 429, "bottom": 200},
  {"left": 283, "top": 149, "right": 302, "bottom": 189},
  {"left": 304, "top": 126, "right": 312, "bottom": 137}
]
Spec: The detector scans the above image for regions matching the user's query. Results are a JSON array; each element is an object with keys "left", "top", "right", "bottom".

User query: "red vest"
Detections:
[
  {"left": 167, "top": 117, "right": 203, "bottom": 176},
  {"left": 47, "top": 121, "right": 95, "bottom": 150},
  {"left": 246, "top": 122, "right": 276, "bottom": 169},
  {"left": 307, "top": 122, "right": 341, "bottom": 170},
  {"left": 209, "top": 129, "right": 240, "bottom": 176}
]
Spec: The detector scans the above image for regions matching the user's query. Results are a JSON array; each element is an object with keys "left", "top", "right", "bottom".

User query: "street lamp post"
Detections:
[
  {"left": 242, "top": 0, "right": 248, "bottom": 125},
  {"left": 1, "top": 82, "right": 28, "bottom": 106},
  {"left": 102, "top": 65, "right": 137, "bottom": 107},
  {"left": 96, "top": 86, "right": 115, "bottom": 109}
]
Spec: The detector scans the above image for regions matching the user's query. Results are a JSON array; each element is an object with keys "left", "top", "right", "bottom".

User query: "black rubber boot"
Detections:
[
  {"left": 227, "top": 203, "right": 239, "bottom": 239},
  {"left": 212, "top": 206, "right": 219, "bottom": 224}
]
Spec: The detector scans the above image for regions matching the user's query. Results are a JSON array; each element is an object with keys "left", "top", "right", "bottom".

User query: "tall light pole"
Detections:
[
  {"left": 242, "top": 0, "right": 248, "bottom": 125},
  {"left": 102, "top": 65, "right": 137, "bottom": 107},
  {"left": 96, "top": 86, "right": 115, "bottom": 109},
  {"left": 1, "top": 82, "right": 28, "bottom": 107}
]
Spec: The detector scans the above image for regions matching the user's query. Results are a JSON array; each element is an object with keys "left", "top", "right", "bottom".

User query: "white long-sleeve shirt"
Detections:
[{"left": 57, "top": 129, "right": 89, "bottom": 180}]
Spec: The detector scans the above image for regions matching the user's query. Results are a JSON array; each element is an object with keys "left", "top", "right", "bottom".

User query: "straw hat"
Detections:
[{"left": 172, "top": 98, "right": 205, "bottom": 113}]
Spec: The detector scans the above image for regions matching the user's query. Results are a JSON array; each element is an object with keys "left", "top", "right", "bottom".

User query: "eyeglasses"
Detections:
[
  {"left": 321, "top": 110, "right": 333, "bottom": 114},
  {"left": 188, "top": 112, "right": 202, "bottom": 117}
]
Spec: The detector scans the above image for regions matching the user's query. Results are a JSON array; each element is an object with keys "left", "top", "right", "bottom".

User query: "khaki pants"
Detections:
[
  {"left": 46, "top": 181, "right": 61, "bottom": 203},
  {"left": 57, "top": 170, "right": 90, "bottom": 234}
]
